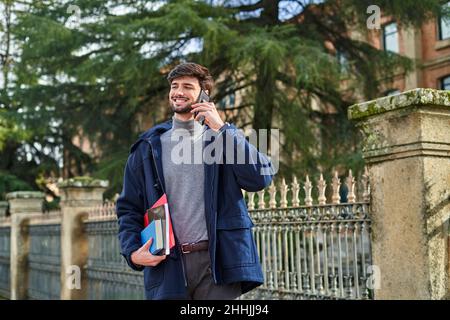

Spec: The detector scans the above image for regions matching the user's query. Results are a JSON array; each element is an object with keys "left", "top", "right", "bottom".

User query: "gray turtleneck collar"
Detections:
[{"left": 171, "top": 115, "right": 204, "bottom": 139}]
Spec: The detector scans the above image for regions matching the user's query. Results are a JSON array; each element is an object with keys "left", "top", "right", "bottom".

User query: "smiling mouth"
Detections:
[{"left": 172, "top": 97, "right": 189, "bottom": 105}]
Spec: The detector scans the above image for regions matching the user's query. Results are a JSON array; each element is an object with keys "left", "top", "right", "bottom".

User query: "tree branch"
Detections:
[
  {"left": 214, "top": 81, "right": 254, "bottom": 101},
  {"left": 232, "top": 1, "right": 264, "bottom": 12},
  {"left": 222, "top": 103, "right": 252, "bottom": 111}
]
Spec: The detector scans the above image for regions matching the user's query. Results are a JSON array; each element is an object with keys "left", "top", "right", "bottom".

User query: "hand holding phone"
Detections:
[{"left": 194, "top": 90, "right": 210, "bottom": 125}]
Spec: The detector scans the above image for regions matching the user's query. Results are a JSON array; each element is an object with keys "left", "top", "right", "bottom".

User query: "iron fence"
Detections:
[
  {"left": 1, "top": 169, "right": 372, "bottom": 300},
  {"left": 245, "top": 203, "right": 372, "bottom": 299},
  {"left": 0, "top": 220, "right": 11, "bottom": 299},
  {"left": 242, "top": 170, "right": 373, "bottom": 300},
  {"left": 27, "top": 217, "right": 61, "bottom": 300},
  {"left": 85, "top": 204, "right": 145, "bottom": 299}
]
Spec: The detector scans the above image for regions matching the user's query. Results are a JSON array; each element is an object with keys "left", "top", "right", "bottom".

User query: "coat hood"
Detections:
[{"left": 130, "top": 119, "right": 173, "bottom": 153}]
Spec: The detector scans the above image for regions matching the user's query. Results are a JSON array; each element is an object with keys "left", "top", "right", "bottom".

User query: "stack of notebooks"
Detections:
[{"left": 141, "top": 194, "right": 175, "bottom": 255}]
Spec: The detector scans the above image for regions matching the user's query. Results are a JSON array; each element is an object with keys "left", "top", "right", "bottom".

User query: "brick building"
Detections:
[{"left": 366, "top": 4, "right": 450, "bottom": 94}]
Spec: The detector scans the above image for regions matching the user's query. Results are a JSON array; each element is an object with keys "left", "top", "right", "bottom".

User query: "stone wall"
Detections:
[{"left": 349, "top": 88, "right": 450, "bottom": 299}]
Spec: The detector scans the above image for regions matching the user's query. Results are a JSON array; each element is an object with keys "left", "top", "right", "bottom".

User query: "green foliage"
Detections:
[
  {"left": 0, "top": 171, "right": 33, "bottom": 200},
  {"left": 43, "top": 197, "right": 60, "bottom": 212},
  {"left": 92, "top": 150, "right": 128, "bottom": 199},
  {"left": 0, "top": 109, "right": 31, "bottom": 151},
  {"left": 1, "top": 0, "right": 445, "bottom": 190}
]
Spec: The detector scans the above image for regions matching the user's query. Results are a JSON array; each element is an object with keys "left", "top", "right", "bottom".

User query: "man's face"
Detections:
[{"left": 169, "top": 76, "right": 202, "bottom": 114}]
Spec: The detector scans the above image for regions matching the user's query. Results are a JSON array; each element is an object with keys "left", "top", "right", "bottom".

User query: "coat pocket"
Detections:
[
  {"left": 143, "top": 263, "right": 164, "bottom": 289},
  {"left": 216, "top": 215, "right": 256, "bottom": 269}
]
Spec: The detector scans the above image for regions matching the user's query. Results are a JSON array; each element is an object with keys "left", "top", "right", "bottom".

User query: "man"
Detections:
[{"left": 116, "top": 62, "right": 274, "bottom": 300}]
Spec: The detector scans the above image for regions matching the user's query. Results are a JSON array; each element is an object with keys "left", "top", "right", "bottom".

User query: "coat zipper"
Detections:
[
  {"left": 148, "top": 139, "right": 188, "bottom": 288},
  {"left": 210, "top": 165, "right": 218, "bottom": 284}
]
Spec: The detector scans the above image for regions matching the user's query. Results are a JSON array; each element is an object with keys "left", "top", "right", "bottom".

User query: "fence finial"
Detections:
[
  {"left": 291, "top": 176, "right": 300, "bottom": 207},
  {"left": 269, "top": 181, "right": 277, "bottom": 209},
  {"left": 317, "top": 173, "right": 327, "bottom": 205},
  {"left": 331, "top": 171, "right": 341, "bottom": 204},
  {"left": 304, "top": 175, "right": 313, "bottom": 206},
  {"left": 248, "top": 192, "right": 255, "bottom": 210},
  {"left": 95, "top": 204, "right": 101, "bottom": 219},
  {"left": 346, "top": 169, "right": 356, "bottom": 203},
  {"left": 109, "top": 201, "right": 115, "bottom": 218},
  {"left": 280, "top": 178, "right": 288, "bottom": 208},
  {"left": 362, "top": 166, "right": 370, "bottom": 202},
  {"left": 258, "top": 189, "right": 266, "bottom": 209}
]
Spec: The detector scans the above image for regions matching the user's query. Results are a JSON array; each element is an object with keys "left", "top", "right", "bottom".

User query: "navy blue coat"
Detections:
[{"left": 116, "top": 119, "right": 274, "bottom": 299}]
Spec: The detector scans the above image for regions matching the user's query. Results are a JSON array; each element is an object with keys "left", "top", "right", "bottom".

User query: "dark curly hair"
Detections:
[{"left": 167, "top": 62, "right": 214, "bottom": 93}]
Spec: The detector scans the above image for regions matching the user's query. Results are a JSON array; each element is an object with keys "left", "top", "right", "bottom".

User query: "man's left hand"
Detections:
[{"left": 191, "top": 101, "right": 224, "bottom": 132}]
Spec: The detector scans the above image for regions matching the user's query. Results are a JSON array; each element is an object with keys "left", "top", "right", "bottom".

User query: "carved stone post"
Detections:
[
  {"left": 348, "top": 88, "right": 450, "bottom": 299},
  {"left": 7, "top": 191, "right": 44, "bottom": 300},
  {"left": 58, "top": 177, "right": 108, "bottom": 300}
]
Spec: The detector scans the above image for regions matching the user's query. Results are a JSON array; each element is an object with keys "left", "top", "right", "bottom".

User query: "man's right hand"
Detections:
[{"left": 131, "top": 238, "right": 167, "bottom": 267}]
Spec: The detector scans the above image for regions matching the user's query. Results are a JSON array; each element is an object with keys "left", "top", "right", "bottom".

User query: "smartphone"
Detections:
[{"left": 194, "top": 90, "right": 210, "bottom": 125}]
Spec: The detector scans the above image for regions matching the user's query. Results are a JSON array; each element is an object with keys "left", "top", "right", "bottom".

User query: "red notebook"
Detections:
[{"left": 143, "top": 194, "right": 175, "bottom": 255}]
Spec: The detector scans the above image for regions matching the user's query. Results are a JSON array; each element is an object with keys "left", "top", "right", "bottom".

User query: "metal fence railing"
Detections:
[
  {"left": 1, "top": 168, "right": 372, "bottom": 300},
  {"left": 27, "top": 213, "right": 62, "bottom": 300},
  {"left": 0, "top": 218, "right": 11, "bottom": 299},
  {"left": 241, "top": 170, "right": 373, "bottom": 300},
  {"left": 85, "top": 203, "right": 145, "bottom": 300}
]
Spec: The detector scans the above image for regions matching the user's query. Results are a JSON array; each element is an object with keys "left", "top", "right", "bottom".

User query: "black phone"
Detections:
[{"left": 194, "top": 90, "right": 210, "bottom": 125}]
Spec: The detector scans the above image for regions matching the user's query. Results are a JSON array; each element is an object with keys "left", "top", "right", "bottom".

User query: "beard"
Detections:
[{"left": 170, "top": 100, "right": 193, "bottom": 114}]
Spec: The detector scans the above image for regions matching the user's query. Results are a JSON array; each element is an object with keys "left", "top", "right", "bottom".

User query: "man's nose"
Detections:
[{"left": 173, "top": 88, "right": 186, "bottom": 96}]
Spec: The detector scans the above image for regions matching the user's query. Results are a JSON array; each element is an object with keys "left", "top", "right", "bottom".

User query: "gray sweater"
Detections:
[{"left": 160, "top": 116, "right": 208, "bottom": 245}]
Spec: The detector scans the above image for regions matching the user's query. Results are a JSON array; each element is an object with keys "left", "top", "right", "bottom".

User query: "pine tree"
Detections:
[
  {"left": 0, "top": 0, "right": 38, "bottom": 197},
  {"left": 5, "top": 0, "right": 447, "bottom": 197}
]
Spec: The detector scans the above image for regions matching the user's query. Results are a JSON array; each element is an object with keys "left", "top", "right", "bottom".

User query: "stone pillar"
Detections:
[
  {"left": 6, "top": 191, "right": 44, "bottom": 300},
  {"left": 58, "top": 177, "right": 108, "bottom": 300},
  {"left": 348, "top": 88, "right": 450, "bottom": 299},
  {"left": 0, "top": 201, "right": 8, "bottom": 217}
]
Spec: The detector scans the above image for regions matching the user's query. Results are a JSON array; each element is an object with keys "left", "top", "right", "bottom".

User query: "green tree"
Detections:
[
  {"left": 1, "top": 0, "right": 62, "bottom": 196},
  {"left": 7, "top": 0, "right": 448, "bottom": 196}
]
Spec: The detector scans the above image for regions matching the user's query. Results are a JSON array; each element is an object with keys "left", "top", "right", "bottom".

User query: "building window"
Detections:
[
  {"left": 438, "top": 2, "right": 450, "bottom": 40},
  {"left": 382, "top": 22, "right": 399, "bottom": 53},
  {"left": 440, "top": 75, "right": 450, "bottom": 90}
]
